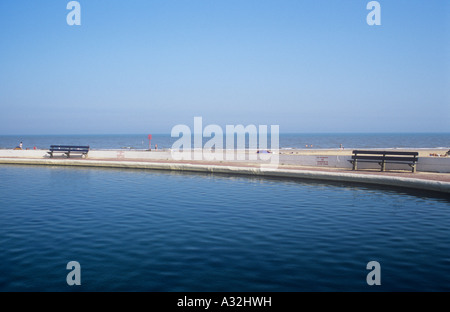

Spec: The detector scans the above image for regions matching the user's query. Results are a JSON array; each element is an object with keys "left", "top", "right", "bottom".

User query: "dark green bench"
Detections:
[{"left": 349, "top": 150, "right": 419, "bottom": 173}]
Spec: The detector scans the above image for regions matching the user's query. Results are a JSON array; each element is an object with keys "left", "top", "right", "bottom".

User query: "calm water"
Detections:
[
  {"left": 1, "top": 133, "right": 449, "bottom": 150},
  {"left": 0, "top": 165, "right": 449, "bottom": 291}
]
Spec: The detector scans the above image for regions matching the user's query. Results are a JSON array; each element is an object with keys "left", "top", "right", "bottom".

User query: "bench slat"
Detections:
[
  {"left": 50, "top": 148, "right": 89, "bottom": 151},
  {"left": 50, "top": 145, "right": 89, "bottom": 149},
  {"left": 352, "top": 156, "right": 417, "bottom": 162},
  {"left": 352, "top": 150, "right": 418, "bottom": 156}
]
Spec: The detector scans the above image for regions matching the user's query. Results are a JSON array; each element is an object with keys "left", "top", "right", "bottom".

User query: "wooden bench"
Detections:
[
  {"left": 349, "top": 150, "right": 419, "bottom": 173},
  {"left": 48, "top": 145, "right": 90, "bottom": 158}
]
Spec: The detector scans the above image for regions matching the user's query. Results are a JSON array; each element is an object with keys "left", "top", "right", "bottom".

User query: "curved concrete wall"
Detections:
[{"left": 0, "top": 157, "right": 449, "bottom": 194}]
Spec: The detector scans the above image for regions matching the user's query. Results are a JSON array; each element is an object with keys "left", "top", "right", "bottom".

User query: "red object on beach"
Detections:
[{"left": 148, "top": 134, "right": 152, "bottom": 150}]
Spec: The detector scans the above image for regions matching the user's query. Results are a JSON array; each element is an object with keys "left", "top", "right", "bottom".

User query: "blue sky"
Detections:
[{"left": 0, "top": 0, "right": 448, "bottom": 134}]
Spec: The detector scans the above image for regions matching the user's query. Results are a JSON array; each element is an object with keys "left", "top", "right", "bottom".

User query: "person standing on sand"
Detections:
[{"left": 19, "top": 142, "right": 23, "bottom": 149}]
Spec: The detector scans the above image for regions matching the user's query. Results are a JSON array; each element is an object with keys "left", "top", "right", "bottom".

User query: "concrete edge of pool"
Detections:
[{"left": 1, "top": 157, "right": 450, "bottom": 194}]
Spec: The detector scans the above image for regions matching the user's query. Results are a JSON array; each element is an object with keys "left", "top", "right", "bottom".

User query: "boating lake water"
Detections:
[{"left": 0, "top": 164, "right": 449, "bottom": 291}]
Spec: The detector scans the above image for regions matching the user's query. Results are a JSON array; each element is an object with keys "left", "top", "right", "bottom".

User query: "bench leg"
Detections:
[
  {"left": 352, "top": 160, "right": 357, "bottom": 171},
  {"left": 412, "top": 163, "right": 416, "bottom": 173},
  {"left": 380, "top": 161, "right": 385, "bottom": 172}
]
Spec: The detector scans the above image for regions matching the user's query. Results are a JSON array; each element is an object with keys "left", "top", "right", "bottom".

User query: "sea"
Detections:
[{"left": 0, "top": 133, "right": 449, "bottom": 150}]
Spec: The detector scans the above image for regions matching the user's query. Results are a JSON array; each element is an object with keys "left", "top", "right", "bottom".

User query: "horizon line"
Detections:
[{"left": 1, "top": 131, "right": 450, "bottom": 136}]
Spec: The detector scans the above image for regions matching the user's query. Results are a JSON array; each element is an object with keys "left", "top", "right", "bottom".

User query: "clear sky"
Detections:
[{"left": 0, "top": 0, "right": 449, "bottom": 134}]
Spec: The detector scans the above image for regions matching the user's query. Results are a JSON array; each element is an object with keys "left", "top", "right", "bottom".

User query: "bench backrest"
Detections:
[
  {"left": 351, "top": 150, "right": 418, "bottom": 162},
  {"left": 50, "top": 145, "right": 90, "bottom": 152},
  {"left": 352, "top": 150, "right": 418, "bottom": 156}
]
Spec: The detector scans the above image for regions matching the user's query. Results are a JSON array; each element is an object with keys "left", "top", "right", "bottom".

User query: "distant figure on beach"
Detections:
[
  {"left": 14, "top": 142, "right": 23, "bottom": 150},
  {"left": 155, "top": 144, "right": 158, "bottom": 150},
  {"left": 19, "top": 142, "right": 23, "bottom": 149},
  {"left": 340, "top": 144, "right": 344, "bottom": 150}
]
